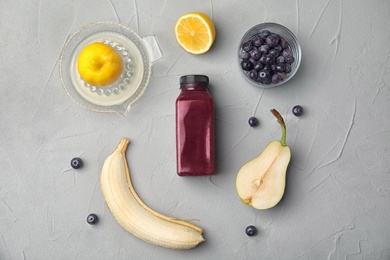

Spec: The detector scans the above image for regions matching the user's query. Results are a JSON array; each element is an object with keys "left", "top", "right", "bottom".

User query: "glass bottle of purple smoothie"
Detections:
[{"left": 176, "top": 75, "right": 215, "bottom": 176}]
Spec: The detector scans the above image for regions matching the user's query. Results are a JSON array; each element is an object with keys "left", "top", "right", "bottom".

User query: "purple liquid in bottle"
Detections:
[{"left": 176, "top": 75, "right": 215, "bottom": 176}]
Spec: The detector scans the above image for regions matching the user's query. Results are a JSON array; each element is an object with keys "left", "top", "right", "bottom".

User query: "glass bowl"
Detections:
[
  {"left": 238, "top": 23, "right": 301, "bottom": 88},
  {"left": 59, "top": 21, "right": 161, "bottom": 115}
]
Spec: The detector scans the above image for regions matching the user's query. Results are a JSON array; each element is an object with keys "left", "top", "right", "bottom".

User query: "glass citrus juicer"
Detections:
[{"left": 59, "top": 21, "right": 162, "bottom": 115}]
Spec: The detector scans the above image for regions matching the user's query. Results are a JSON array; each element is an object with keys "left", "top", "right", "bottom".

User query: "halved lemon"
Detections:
[
  {"left": 77, "top": 42, "right": 123, "bottom": 87},
  {"left": 175, "top": 12, "right": 216, "bottom": 55}
]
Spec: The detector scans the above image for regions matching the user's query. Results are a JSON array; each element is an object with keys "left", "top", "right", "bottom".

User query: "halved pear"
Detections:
[{"left": 236, "top": 109, "right": 291, "bottom": 210}]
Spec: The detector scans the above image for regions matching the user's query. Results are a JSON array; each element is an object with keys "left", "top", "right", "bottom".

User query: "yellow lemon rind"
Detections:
[
  {"left": 175, "top": 12, "right": 216, "bottom": 55},
  {"left": 77, "top": 42, "right": 124, "bottom": 87}
]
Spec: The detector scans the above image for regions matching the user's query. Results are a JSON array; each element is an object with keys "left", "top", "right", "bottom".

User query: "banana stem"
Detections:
[
  {"left": 116, "top": 138, "right": 131, "bottom": 153},
  {"left": 270, "top": 109, "right": 287, "bottom": 147}
]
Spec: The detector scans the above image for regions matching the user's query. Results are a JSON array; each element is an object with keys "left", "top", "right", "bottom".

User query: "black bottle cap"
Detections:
[{"left": 180, "top": 75, "right": 209, "bottom": 86}]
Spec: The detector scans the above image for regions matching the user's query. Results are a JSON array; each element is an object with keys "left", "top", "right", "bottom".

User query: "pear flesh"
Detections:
[{"left": 236, "top": 109, "right": 291, "bottom": 210}]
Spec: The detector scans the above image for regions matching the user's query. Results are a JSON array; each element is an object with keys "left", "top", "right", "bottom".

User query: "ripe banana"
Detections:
[{"left": 100, "top": 138, "right": 205, "bottom": 249}]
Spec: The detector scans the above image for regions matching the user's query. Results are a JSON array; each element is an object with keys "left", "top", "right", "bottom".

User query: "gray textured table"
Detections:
[{"left": 1, "top": 1, "right": 390, "bottom": 259}]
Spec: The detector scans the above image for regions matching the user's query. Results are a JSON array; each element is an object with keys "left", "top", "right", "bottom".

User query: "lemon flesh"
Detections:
[{"left": 175, "top": 12, "right": 216, "bottom": 55}]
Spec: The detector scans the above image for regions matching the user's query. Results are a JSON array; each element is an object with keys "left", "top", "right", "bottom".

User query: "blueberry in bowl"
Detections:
[{"left": 238, "top": 23, "right": 301, "bottom": 88}]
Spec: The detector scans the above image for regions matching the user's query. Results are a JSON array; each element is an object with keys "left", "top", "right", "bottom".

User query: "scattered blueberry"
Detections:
[
  {"left": 242, "top": 41, "right": 253, "bottom": 52},
  {"left": 71, "top": 157, "right": 83, "bottom": 169},
  {"left": 248, "top": 117, "right": 259, "bottom": 127},
  {"left": 245, "top": 225, "right": 257, "bottom": 236},
  {"left": 241, "top": 60, "right": 254, "bottom": 71},
  {"left": 292, "top": 105, "right": 303, "bottom": 116},
  {"left": 87, "top": 213, "right": 99, "bottom": 225}
]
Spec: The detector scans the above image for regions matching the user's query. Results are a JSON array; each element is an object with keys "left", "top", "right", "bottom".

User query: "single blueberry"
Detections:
[
  {"left": 282, "top": 49, "right": 293, "bottom": 58},
  {"left": 250, "top": 49, "right": 261, "bottom": 60},
  {"left": 274, "top": 45, "right": 283, "bottom": 53},
  {"left": 265, "top": 55, "right": 275, "bottom": 65},
  {"left": 276, "top": 56, "right": 285, "bottom": 64},
  {"left": 266, "top": 34, "right": 279, "bottom": 48},
  {"left": 285, "top": 55, "right": 295, "bottom": 64},
  {"left": 258, "top": 70, "right": 271, "bottom": 81},
  {"left": 252, "top": 35, "right": 263, "bottom": 47},
  {"left": 249, "top": 58, "right": 257, "bottom": 65},
  {"left": 71, "top": 157, "right": 83, "bottom": 169},
  {"left": 245, "top": 225, "right": 258, "bottom": 236},
  {"left": 272, "top": 73, "right": 283, "bottom": 84},
  {"left": 281, "top": 39, "right": 289, "bottom": 49},
  {"left": 241, "top": 60, "right": 254, "bottom": 71},
  {"left": 253, "top": 61, "right": 264, "bottom": 71},
  {"left": 87, "top": 213, "right": 99, "bottom": 225},
  {"left": 277, "top": 72, "right": 286, "bottom": 80},
  {"left": 285, "top": 64, "right": 292, "bottom": 74},
  {"left": 269, "top": 49, "right": 280, "bottom": 57},
  {"left": 260, "top": 30, "right": 270, "bottom": 39},
  {"left": 259, "top": 44, "right": 270, "bottom": 54},
  {"left": 248, "top": 117, "right": 259, "bottom": 127},
  {"left": 263, "top": 78, "right": 272, "bottom": 85},
  {"left": 240, "top": 51, "right": 250, "bottom": 60},
  {"left": 263, "top": 64, "right": 272, "bottom": 71},
  {"left": 276, "top": 63, "right": 286, "bottom": 72},
  {"left": 292, "top": 105, "right": 303, "bottom": 116},
  {"left": 259, "top": 54, "right": 267, "bottom": 64},
  {"left": 249, "top": 70, "right": 258, "bottom": 80},
  {"left": 242, "top": 41, "right": 253, "bottom": 52}
]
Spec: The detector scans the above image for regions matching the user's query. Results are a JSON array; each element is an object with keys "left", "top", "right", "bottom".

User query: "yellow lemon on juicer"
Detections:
[
  {"left": 77, "top": 42, "right": 123, "bottom": 87},
  {"left": 175, "top": 12, "right": 216, "bottom": 54}
]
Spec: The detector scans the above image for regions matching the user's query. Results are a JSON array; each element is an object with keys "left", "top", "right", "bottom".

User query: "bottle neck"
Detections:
[{"left": 180, "top": 83, "right": 209, "bottom": 91}]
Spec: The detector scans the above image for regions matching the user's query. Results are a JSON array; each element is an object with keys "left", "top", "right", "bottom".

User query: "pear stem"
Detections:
[{"left": 270, "top": 109, "right": 287, "bottom": 147}]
